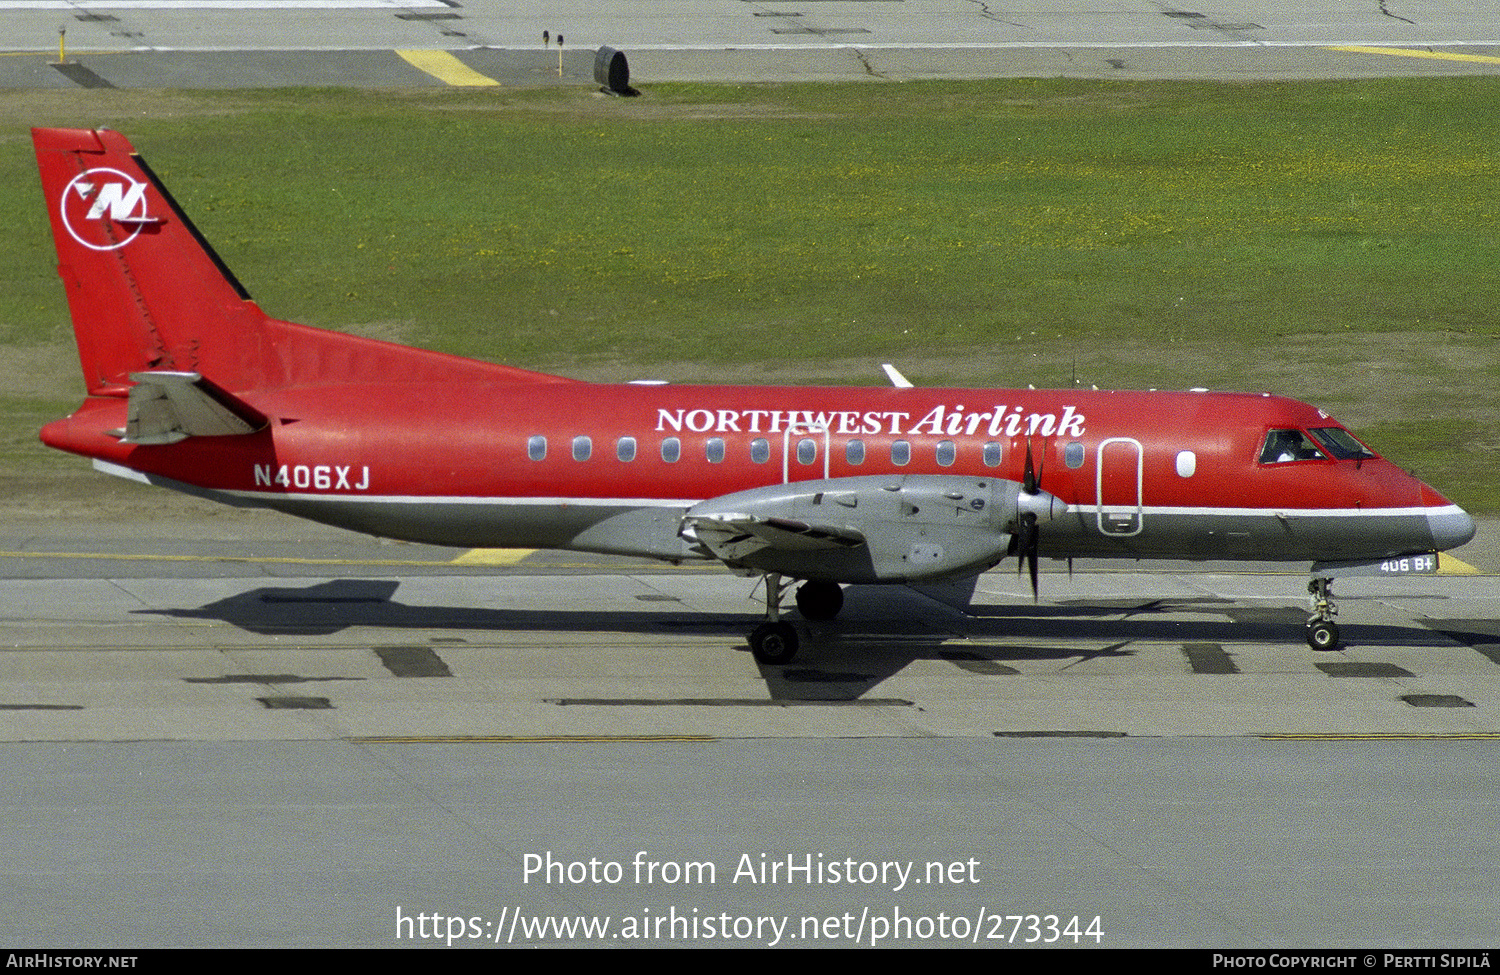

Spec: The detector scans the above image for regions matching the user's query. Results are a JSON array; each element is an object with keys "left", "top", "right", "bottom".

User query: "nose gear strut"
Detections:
[{"left": 1306, "top": 577, "right": 1340, "bottom": 651}]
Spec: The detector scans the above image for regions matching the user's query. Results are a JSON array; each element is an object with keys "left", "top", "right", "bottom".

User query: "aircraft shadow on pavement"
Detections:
[{"left": 130, "top": 578, "right": 1452, "bottom": 701}]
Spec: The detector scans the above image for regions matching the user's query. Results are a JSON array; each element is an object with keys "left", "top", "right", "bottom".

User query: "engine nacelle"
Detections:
[{"left": 681, "top": 474, "right": 1063, "bottom": 583}]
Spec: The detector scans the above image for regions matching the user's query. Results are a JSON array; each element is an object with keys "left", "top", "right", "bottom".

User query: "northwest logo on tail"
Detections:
[{"left": 60, "top": 167, "right": 160, "bottom": 251}]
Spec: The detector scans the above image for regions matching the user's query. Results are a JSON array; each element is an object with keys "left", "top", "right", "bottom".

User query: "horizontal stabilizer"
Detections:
[{"left": 117, "top": 371, "right": 268, "bottom": 445}]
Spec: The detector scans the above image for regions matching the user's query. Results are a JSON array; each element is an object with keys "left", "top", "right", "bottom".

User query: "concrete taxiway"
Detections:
[
  {"left": 3, "top": 513, "right": 1500, "bottom": 947},
  {"left": 0, "top": 0, "right": 1498, "bottom": 86},
  {"left": 7, "top": 736, "right": 1500, "bottom": 948},
  {"left": 3, "top": 513, "right": 1500, "bottom": 742}
]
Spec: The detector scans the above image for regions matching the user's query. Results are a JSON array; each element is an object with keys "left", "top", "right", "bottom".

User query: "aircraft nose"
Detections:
[
  {"left": 1422, "top": 483, "right": 1476, "bottom": 551},
  {"left": 1428, "top": 504, "right": 1476, "bottom": 551}
]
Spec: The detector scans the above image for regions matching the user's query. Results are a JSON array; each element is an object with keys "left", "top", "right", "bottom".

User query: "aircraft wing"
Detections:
[
  {"left": 117, "top": 371, "right": 268, "bottom": 445},
  {"left": 679, "top": 474, "right": 1062, "bottom": 583},
  {"left": 681, "top": 513, "right": 866, "bottom": 563}
]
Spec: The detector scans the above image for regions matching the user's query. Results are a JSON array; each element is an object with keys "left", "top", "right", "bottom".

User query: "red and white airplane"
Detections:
[{"left": 32, "top": 127, "right": 1475, "bottom": 663}]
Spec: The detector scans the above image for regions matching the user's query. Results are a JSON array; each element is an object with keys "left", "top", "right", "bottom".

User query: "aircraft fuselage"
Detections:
[{"left": 42, "top": 381, "right": 1467, "bottom": 570}]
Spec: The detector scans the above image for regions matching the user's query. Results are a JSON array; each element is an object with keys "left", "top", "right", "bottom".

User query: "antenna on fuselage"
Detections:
[{"left": 881, "top": 363, "right": 914, "bottom": 388}]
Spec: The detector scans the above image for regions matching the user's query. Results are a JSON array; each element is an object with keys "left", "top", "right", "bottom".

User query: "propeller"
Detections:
[
  {"left": 1016, "top": 510, "right": 1040, "bottom": 599},
  {"left": 1011, "top": 438, "right": 1054, "bottom": 601}
]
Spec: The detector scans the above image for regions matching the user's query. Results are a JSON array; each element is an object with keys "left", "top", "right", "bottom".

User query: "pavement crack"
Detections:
[
  {"left": 961, "top": 0, "right": 1026, "bottom": 27},
  {"left": 104, "top": 579, "right": 155, "bottom": 613},
  {"left": 848, "top": 47, "right": 887, "bottom": 79},
  {"left": 1378, "top": 0, "right": 1417, "bottom": 26}
]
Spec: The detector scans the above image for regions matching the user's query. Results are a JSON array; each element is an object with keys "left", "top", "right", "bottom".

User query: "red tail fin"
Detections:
[
  {"left": 32, "top": 127, "right": 571, "bottom": 395},
  {"left": 34, "top": 127, "right": 268, "bottom": 395}
]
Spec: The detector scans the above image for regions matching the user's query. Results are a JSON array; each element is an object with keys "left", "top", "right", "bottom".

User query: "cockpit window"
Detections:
[
  {"left": 1259, "top": 429, "right": 1325, "bottom": 464},
  {"left": 1307, "top": 427, "right": 1377, "bottom": 461}
]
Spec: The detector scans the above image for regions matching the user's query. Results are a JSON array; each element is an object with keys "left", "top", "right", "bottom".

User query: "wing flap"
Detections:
[{"left": 682, "top": 513, "right": 866, "bottom": 563}]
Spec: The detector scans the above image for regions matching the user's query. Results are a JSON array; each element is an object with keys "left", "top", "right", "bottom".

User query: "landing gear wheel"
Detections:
[
  {"left": 1306, "top": 619, "right": 1341, "bottom": 652},
  {"left": 1306, "top": 577, "right": 1341, "bottom": 651},
  {"left": 750, "top": 621, "right": 799, "bottom": 665},
  {"left": 794, "top": 581, "right": 844, "bottom": 621}
]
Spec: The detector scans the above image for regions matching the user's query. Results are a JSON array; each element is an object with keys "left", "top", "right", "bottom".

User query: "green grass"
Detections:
[{"left": 3, "top": 78, "right": 1498, "bottom": 508}]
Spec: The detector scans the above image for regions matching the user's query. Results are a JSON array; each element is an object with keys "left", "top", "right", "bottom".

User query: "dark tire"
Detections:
[
  {"left": 1306, "top": 620, "right": 1341, "bottom": 652},
  {"left": 794, "top": 581, "right": 844, "bottom": 621},
  {"left": 750, "top": 621, "right": 799, "bottom": 665}
]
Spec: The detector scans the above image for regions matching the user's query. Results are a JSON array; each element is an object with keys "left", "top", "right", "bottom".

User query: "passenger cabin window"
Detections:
[
  {"left": 936, "top": 440, "right": 956, "bottom": 467},
  {"left": 983, "top": 442, "right": 1002, "bottom": 467},
  {"left": 1260, "top": 429, "right": 1324, "bottom": 464},
  {"left": 1308, "top": 427, "right": 1377, "bottom": 461},
  {"left": 527, "top": 435, "right": 546, "bottom": 461},
  {"left": 891, "top": 440, "right": 911, "bottom": 466},
  {"left": 846, "top": 440, "right": 866, "bottom": 466},
  {"left": 750, "top": 438, "right": 770, "bottom": 464},
  {"left": 1064, "top": 442, "right": 1085, "bottom": 469},
  {"left": 706, "top": 437, "right": 725, "bottom": 463},
  {"left": 661, "top": 437, "right": 681, "bottom": 463},
  {"left": 797, "top": 438, "right": 817, "bottom": 465},
  {"left": 572, "top": 436, "right": 592, "bottom": 462},
  {"left": 617, "top": 437, "right": 637, "bottom": 462}
]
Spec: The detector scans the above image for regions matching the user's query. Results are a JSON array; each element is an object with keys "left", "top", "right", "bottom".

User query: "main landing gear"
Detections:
[
  {"left": 747, "top": 575, "right": 845, "bottom": 665},
  {"left": 1306, "top": 577, "right": 1341, "bottom": 651},
  {"left": 794, "top": 580, "right": 844, "bottom": 621}
]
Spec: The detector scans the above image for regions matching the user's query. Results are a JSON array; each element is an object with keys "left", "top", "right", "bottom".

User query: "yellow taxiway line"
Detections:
[
  {"left": 396, "top": 49, "right": 499, "bottom": 87},
  {"left": 1441, "top": 554, "right": 1481, "bottom": 575},
  {"left": 1327, "top": 45, "right": 1500, "bottom": 66},
  {"left": 450, "top": 548, "right": 536, "bottom": 565},
  {"left": 0, "top": 549, "right": 720, "bottom": 571},
  {"left": 1261, "top": 733, "right": 1500, "bottom": 740},
  {"left": 0, "top": 549, "right": 454, "bottom": 568}
]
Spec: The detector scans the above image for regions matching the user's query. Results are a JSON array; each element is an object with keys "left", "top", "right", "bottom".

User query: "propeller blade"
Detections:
[
  {"left": 1015, "top": 511, "right": 1040, "bottom": 601},
  {"left": 1016, "top": 441, "right": 1053, "bottom": 601}
]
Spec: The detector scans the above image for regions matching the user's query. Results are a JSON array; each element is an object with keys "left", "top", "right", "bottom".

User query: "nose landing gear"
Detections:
[{"left": 1306, "top": 577, "right": 1341, "bottom": 651}]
